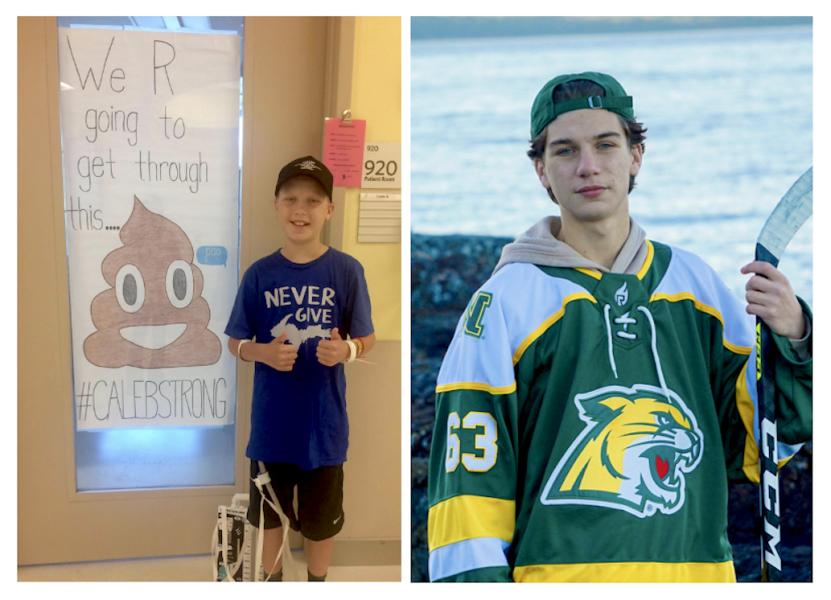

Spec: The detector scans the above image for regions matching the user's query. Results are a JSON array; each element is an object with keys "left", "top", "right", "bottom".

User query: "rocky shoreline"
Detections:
[{"left": 410, "top": 233, "right": 812, "bottom": 582}]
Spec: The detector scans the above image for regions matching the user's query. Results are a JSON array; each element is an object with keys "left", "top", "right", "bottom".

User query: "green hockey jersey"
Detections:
[{"left": 427, "top": 241, "right": 812, "bottom": 582}]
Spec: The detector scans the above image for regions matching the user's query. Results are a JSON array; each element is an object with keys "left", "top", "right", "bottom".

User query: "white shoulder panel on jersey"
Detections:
[
  {"left": 436, "top": 263, "right": 594, "bottom": 394},
  {"left": 653, "top": 245, "right": 753, "bottom": 350}
]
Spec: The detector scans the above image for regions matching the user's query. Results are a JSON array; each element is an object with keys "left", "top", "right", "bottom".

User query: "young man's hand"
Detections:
[
  {"left": 316, "top": 327, "right": 350, "bottom": 366},
  {"left": 741, "top": 261, "right": 806, "bottom": 339},
  {"left": 263, "top": 333, "right": 298, "bottom": 371}
]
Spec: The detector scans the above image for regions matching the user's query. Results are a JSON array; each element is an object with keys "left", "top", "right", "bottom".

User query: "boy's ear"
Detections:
[
  {"left": 326, "top": 199, "right": 335, "bottom": 219},
  {"left": 534, "top": 158, "right": 551, "bottom": 187},
  {"left": 534, "top": 158, "right": 551, "bottom": 191},
  {"left": 629, "top": 143, "right": 644, "bottom": 177}
]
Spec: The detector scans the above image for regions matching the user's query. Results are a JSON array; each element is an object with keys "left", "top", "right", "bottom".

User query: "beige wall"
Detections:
[
  {"left": 337, "top": 16, "right": 402, "bottom": 541},
  {"left": 339, "top": 17, "right": 402, "bottom": 342},
  {"left": 18, "top": 16, "right": 400, "bottom": 566}
]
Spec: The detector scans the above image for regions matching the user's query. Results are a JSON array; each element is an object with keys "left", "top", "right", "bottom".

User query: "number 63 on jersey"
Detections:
[{"left": 445, "top": 411, "right": 498, "bottom": 473}]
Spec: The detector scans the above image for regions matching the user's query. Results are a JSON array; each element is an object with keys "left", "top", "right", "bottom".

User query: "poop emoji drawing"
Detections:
[{"left": 83, "top": 196, "right": 222, "bottom": 368}]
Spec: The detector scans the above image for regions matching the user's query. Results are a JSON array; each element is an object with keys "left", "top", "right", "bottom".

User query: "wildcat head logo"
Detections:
[{"left": 540, "top": 384, "right": 703, "bottom": 518}]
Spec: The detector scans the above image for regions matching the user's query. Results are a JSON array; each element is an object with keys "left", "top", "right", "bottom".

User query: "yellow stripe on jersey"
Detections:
[
  {"left": 512, "top": 292, "right": 597, "bottom": 365},
  {"left": 636, "top": 240, "right": 655, "bottom": 280},
  {"left": 428, "top": 495, "right": 515, "bottom": 551},
  {"left": 736, "top": 362, "right": 761, "bottom": 482},
  {"left": 650, "top": 292, "right": 752, "bottom": 356},
  {"left": 575, "top": 267, "right": 602, "bottom": 280},
  {"left": 735, "top": 361, "right": 795, "bottom": 482},
  {"left": 513, "top": 560, "right": 736, "bottom": 582},
  {"left": 435, "top": 381, "right": 517, "bottom": 395}
]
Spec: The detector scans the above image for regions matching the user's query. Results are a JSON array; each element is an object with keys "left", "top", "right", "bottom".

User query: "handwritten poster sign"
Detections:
[{"left": 57, "top": 28, "right": 241, "bottom": 430}]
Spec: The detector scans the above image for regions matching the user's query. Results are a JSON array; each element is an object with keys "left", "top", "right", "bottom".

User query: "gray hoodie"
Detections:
[{"left": 493, "top": 215, "right": 648, "bottom": 275}]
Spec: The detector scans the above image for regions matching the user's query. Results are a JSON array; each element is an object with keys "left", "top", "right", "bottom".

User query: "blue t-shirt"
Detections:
[{"left": 224, "top": 247, "right": 373, "bottom": 469}]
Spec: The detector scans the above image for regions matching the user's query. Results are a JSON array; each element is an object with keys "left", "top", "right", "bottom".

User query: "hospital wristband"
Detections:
[{"left": 345, "top": 339, "right": 357, "bottom": 363}]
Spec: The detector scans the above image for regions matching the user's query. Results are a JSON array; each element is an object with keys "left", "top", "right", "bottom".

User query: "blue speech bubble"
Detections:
[{"left": 196, "top": 246, "right": 228, "bottom": 267}]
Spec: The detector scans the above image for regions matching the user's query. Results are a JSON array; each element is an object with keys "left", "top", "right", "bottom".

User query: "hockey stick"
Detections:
[{"left": 754, "top": 166, "right": 812, "bottom": 581}]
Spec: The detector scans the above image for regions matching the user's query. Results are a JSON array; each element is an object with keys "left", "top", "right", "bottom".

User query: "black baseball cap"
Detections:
[
  {"left": 274, "top": 155, "right": 334, "bottom": 199},
  {"left": 530, "top": 71, "right": 634, "bottom": 138}
]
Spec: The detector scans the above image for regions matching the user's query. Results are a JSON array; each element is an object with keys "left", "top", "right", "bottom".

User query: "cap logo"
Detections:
[{"left": 296, "top": 160, "right": 320, "bottom": 171}]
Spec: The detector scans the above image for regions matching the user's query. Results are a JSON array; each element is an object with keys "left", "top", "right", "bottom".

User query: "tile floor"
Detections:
[
  {"left": 18, "top": 539, "right": 401, "bottom": 582},
  {"left": 18, "top": 553, "right": 401, "bottom": 582}
]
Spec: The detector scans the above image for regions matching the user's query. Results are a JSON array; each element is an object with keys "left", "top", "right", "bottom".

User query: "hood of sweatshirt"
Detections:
[{"left": 493, "top": 215, "right": 649, "bottom": 275}]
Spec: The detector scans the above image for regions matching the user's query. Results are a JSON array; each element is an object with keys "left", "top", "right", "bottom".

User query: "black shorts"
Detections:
[{"left": 247, "top": 460, "right": 345, "bottom": 541}]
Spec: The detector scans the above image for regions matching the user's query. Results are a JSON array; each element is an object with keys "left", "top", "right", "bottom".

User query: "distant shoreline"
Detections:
[{"left": 411, "top": 16, "right": 812, "bottom": 41}]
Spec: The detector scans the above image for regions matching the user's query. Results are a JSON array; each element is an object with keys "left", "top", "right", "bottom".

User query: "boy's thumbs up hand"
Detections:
[
  {"left": 316, "top": 327, "right": 349, "bottom": 367},
  {"left": 263, "top": 332, "right": 298, "bottom": 371}
]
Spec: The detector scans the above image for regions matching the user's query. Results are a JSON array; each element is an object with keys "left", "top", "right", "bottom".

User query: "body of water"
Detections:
[{"left": 412, "top": 25, "right": 813, "bottom": 304}]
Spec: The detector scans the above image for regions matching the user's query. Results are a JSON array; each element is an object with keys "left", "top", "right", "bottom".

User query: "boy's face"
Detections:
[
  {"left": 274, "top": 176, "right": 333, "bottom": 246},
  {"left": 534, "top": 108, "right": 642, "bottom": 225}
]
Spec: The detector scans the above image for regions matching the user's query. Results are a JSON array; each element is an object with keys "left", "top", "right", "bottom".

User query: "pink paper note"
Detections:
[{"left": 323, "top": 117, "right": 367, "bottom": 188}]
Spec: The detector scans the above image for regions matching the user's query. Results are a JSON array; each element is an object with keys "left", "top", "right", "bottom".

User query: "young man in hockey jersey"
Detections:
[{"left": 427, "top": 72, "right": 812, "bottom": 582}]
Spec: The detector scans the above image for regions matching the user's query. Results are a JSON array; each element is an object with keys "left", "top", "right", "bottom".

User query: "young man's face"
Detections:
[
  {"left": 274, "top": 176, "right": 333, "bottom": 246},
  {"left": 534, "top": 108, "right": 643, "bottom": 225}
]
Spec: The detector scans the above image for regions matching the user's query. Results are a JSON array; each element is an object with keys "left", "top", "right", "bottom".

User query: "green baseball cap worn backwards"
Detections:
[{"left": 530, "top": 71, "right": 634, "bottom": 138}]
